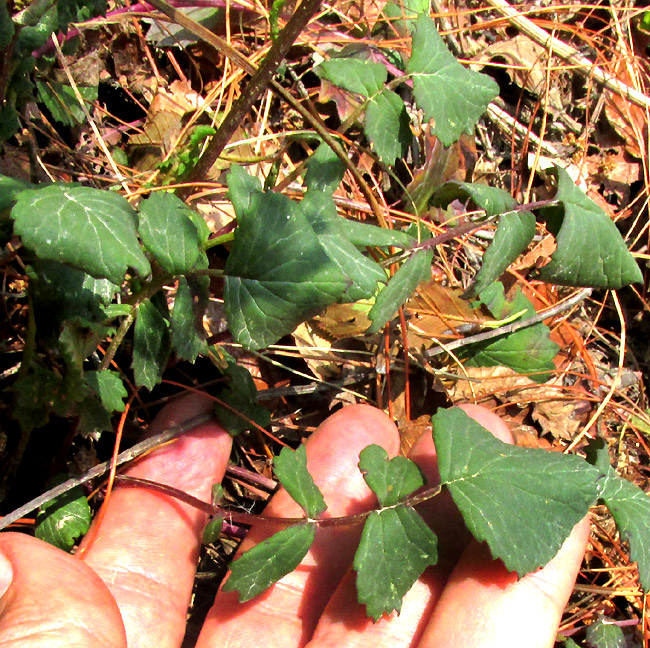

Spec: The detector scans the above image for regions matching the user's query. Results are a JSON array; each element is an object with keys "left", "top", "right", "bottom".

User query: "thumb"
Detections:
[{"left": 0, "top": 544, "right": 12, "bottom": 602}]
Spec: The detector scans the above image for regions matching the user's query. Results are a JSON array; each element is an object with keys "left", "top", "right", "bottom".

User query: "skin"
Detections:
[{"left": 0, "top": 395, "right": 589, "bottom": 648}]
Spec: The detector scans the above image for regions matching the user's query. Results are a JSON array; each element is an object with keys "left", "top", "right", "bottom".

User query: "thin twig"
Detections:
[{"left": 0, "top": 412, "right": 213, "bottom": 531}]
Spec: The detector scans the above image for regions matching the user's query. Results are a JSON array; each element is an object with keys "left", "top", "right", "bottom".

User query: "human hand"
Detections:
[{"left": 0, "top": 394, "right": 588, "bottom": 648}]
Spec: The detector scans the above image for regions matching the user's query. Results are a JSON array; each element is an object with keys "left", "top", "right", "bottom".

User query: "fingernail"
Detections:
[{"left": 0, "top": 548, "right": 13, "bottom": 599}]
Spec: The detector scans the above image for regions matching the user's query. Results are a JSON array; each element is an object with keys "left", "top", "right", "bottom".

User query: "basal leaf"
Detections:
[
  {"left": 358, "top": 444, "right": 423, "bottom": 507},
  {"left": 305, "top": 144, "right": 346, "bottom": 194},
  {"left": 354, "top": 506, "right": 438, "bottom": 621},
  {"left": 222, "top": 523, "right": 316, "bottom": 601},
  {"left": 84, "top": 370, "right": 127, "bottom": 413},
  {"left": 171, "top": 275, "right": 208, "bottom": 362},
  {"left": 133, "top": 298, "right": 169, "bottom": 390},
  {"left": 274, "top": 444, "right": 327, "bottom": 518},
  {"left": 539, "top": 167, "right": 642, "bottom": 289},
  {"left": 585, "top": 615, "right": 627, "bottom": 648},
  {"left": 35, "top": 483, "right": 92, "bottom": 552},
  {"left": 433, "top": 407, "right": 600, "bottom": 576},
  {"left": 12, "top": 184, "right": 150, "bottom": 284},
  {"left": 365, "top": 89, "right": 411, "bottom": 166},
  {"left": 462, "top": 282, "right": 558, "bottom": 382},
  {"left": 224, "top": 179, "right": 349, "bottom": 349},
  {"left": 138, "top": 192, "right": 202, "bottom": 275},
  {"left": 367, "top": 248, "right": 433, "bottom": 333},
  {"left": 316, "top": 59, "right": 387, "bottom": 97},
  {"left": 301, "top": 191, "right": 386, "bottom": 302},
  {"left": 407, "top": 14, "right": 498, "bottom": 146}
]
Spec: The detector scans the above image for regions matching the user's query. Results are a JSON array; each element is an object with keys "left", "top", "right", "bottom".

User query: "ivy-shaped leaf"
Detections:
[
  {"left": 358, "top": 444, "right": 424, "bottom": 506},
  {"left": 585, "top": 615, "right": 627, "bottom": 648},
  {"left": 12, "top": 184, "right": 150, "bottom": 284},
  {"left": 462, "top": 282, "right": 559, "bottom": 383},
  {"left": 354, "top": 506, "right": 438, "bottom": 621},
  {"left": 133, "top": 299, "right": 169, "bottom": 390},
  {"left": 407, "top": 14, "right": 499, "bottom": 146},
  {"left": 222, "top": 523, "right": 316, "bottom": 601},
  {"left": 586, "top": 439, "right": 650, "bottom": 592},
  {"left": 138, "top": 192, "right": 202, "bottom": 275},
  {"left": 274, "top": 445, "right": 327, "bottom": 518},
  {"left": 432, "top": 181, "right": 536, "bottom": 298},
  {"left": 539, "top": 167, "right": 642, "bottom": 289},
  {"left": 224, "top": 170, "right": 350, "bottom": 349},
  {"left": 304, "top": 144, "right": 346, "bottom": 194},
  {"left": 316, "top": 59, "right": 387, "bottom": 97},
  {"left": 433, "top": 407, "right": 600, "bottom": 576},
  {"left": 365, "top": 89, "right": 411, "bottom": 165},
  {"left": 35, "top": 483, "right": 92, "bottom": 552},
  {"left": 367, "top": 248, "right": 433, "bottom": 333}
]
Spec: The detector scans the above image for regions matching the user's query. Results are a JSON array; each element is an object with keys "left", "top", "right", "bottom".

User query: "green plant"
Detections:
[{"left": 0, "top": 7, "right": 647, "bottom": 623}]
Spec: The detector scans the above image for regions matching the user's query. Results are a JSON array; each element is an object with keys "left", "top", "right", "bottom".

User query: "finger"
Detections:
[
  {"left": 196, "top": 404, "right": 400, "bottom": 648},
  {"left": 418, "top": 518, "right": 590, "bottom": 648},
  {"left": 0, "top": 533, "right": 126, "bottom": 648},
  {"left": 79, "top": 393, "right": 233, "bottom": 648},
  {"left": 306, "top": 404, "right": 513, "bottom": 647}
]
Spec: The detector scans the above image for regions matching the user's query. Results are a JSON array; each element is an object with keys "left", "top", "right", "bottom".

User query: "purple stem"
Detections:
[{"left": 32, "top": 0, "right": 253, "bottom": 59}]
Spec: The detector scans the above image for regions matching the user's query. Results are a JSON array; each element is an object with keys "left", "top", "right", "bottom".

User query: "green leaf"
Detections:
[
  {"left": 431, "top": 182, "right": 536, "bottom": 297},
  {"left": 340, "top": 218, "right": 415, "bottom": 248},
  {"left": 304, "top": 143, "right": 345, "bottom": 194},
  {"left": 407, "top": 14, "right": 499, "bottom": 146},
  {"left": 274, "top": 444, "right": 327, "bottom": 518},
  {"left": 227, "top": 165, "right": 262, "bottom": 215},
  {"left": 212, "top": 353, "right": 270, "bottom": 435},
  {"left": 35, "top": 483, "right": 92, "bottom": 552},
  {"left": 301, "top": 191, "right": 386, "bottom": 302},
  {"left": 202, "top": 515, "right": 224, "bottom": 545},
  {"left": 224, "top": 182, "right": 349, "bottom": 349},
  {"left": 382, "top": 0, "right": 429, "bottom": 35},
  {"left": 171, "top": 276, "right": 208, "bottom": 362},
  {"left": 133, "top": 299, "right": 169, "bottom": 390},
  {"left": 539, "top": 167, "right": 642, "bottom": 288},
  {"left": 84, "top": 370, "right": 127, "bottom": 413},
  {"left": 0, "top": 175, "right": 33, "bottom": 212},
  {"left": 12, "top": 366, "right": 62, "bottom": 433},
  {"left": 562, "top": 640, "right": 580, "bottom": 648},
  {"left": 35, "top": 81, "right": 97, "bottom": 127},
  {"left": 12, "top": 184, "right": 150, "bottom": 284},
  {"left": 367, "top": 248, "right": 433, "bottom": 333},
  {"left": 585, "top": 615, "right": 626, "bottom": 648},
  {"left": 462, "top": 282, "right": 559, "bottom": 382},
  {"left": 354, "top": 506, "right": 438, "bottom": 620},
  {"left": 365, "top": 89, "right": 411, "bottom": 166},
  {"left": 433, "top": 407, "right": 600, "bottom": 576},
  {"left": 222, "top": 523, "right": 316, "bottom": 601},
  {"left": 432, "top": 181, "right": 519, "bottom": 216},
  {"left": 138, "top": 192, "right": 202, "bottom": 275},
  {"left": 316, "top": 59, "right": 387, "bottom": 97},
  {"left": 358, "top": 444, "right": 424, "bottom": 507}
]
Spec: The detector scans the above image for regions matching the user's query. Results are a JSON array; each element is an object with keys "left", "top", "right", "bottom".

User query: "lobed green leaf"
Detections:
[
  {"left": 433, "top": 407, "right": 600, "bottom": 576},
  {"left": 407, "top": 14, "right": 498, "bottom": 146},
  {"left": 585, "top": 615, "right": 627, "bottom": 648},
  {"left": 274, "top": 444, "right": 327, "bottom": 518},
  {"left": 35, "top": 484, "right": 92, "bottom": 552},
  {"left": 354, "top": 506, "right": 437, "bottom": 621},
  {"left": 365, "top": 89, "right": 411, "bottom": 166},
  {"left": 316, "top": 59, "right": 387, "bottom": 97},
  {"left": 358, "top": 444, "right": 424, "bottom": 507}
]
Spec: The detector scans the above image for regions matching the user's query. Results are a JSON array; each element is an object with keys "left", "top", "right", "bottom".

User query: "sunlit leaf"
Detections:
[
  {"left": 12, "top": 184, "right": 150, "bottom": 284},
  {"left": 35, "top": 483, "right": 91, "bottom": 552},
  {"left": 365, "top": 89, "right": 411, "bottom": 165},
  {"left": 585, "top": 615, "right": 627, "bottom": 648},
  {"left": 434, "top": 407, "right": 600, "bottom": 575},
  {"left": 274, "top": 444, "right": 327, "bottom": 518},
  {"left": 133, "top": 298, "right": 169, "bottom": 390},
  {"left": 316, "top": 59, "right": 386, "bottom": 97},
  {"left": 407, "top": 14, "right": 498, "bottom": 146},
  {"left": 222, "top": 523, "right": 316, "bottom": 601}
]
